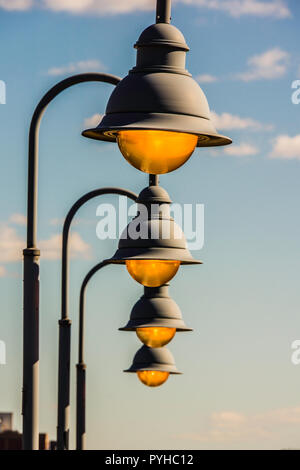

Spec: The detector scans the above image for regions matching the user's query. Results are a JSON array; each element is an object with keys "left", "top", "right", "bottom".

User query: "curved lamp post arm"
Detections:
[
  {"left": 57, "top": 188, "right": 138, "bottom": 450},
  {"left": 78, "top": 261, "right": 110, "bottom": 365},
  {"left": 61, "top": 187, "right": 138, "bottom": 321},
  {"left": 23, "top": 72, "right": 121, "bottom": 450},
  {"left": 76, "top": 261, "right": 110, "bottom": 451},
  {"left": 27, "top": 73, "right": 121, "bottom": 249}
]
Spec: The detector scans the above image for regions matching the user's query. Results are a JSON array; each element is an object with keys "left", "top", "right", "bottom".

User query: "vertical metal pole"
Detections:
[
  {"left": 57, "top": 215, "right": 72, "bottom": 450},
  {"left": 156, "top": 0, "right": 172, "bottom": 23},
  {"left": 76, "top": 281, "right": 87, "bottom": 450},
  {"left": 76, "top": 363, "right": 86, "bottom": 450},
  {"left": 22, "top": 106, "right": 42, "bottom": 450},
  {"left": 57, "top": 318, "right": 71, "bottom": 450},
  {"left": 76, "top": 261, "right": 110, "bottom": 450},
  {"left": 22, "top": 73, "right": 120, "bottom": 451},
  {"left": 149, "top": 174, "right": 159, "bottom": 186},
  {"left": 58, "top": 189, "right": 137, "bottom": 450},
  {"left": 22, "top": 249, "right": 40, "bottom": 450}
]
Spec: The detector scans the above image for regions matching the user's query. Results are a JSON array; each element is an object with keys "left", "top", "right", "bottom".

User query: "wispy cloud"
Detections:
[
  {"left": 224, "top": 142, "right": 259, "bottom": 156},
  {"left": 0, "top": 0, "right": 291, "bottom": 19},
  {"left": 39, "top": 232, "right": 91, "bottom": 260},
  {"left": 83, "top": 113, "right": 103, "bottom": 129},
  {"left": 0, "top": 266, "right": 7, "bottom": 277},
  {"left": 0, "top": 225, "right": 24, "bottom": 263},
  {"left": 42, "top": 0, "right": 155, "bottom": 15},
  {"left": 211, "top": 111, "right": 273, "bottom": 131},
  {"left": 196, "top": 74, "right": 218, "bottom": 84},
  {"left": 0, "top": 0, "right": 33, "bottom": 10},
  {"left": 0, "top": 223, "right": 91, "bottom": 262},
  {"left": 270, "top": 135, "right": 300, "bottom": 160},
  {"left": 47, "top": 59, "right": 107, "bottom": 76},
  {"left": 237, "top": 48, "right": 290, "bottom": 81},
  {"left": 9, "top": 213, "right": 27, "bottom": 226},
  {"left": 182, "top": 0, "right": 291, "bottom": 19},
  {"left": 178, "top": 405, "right": 300, "bottom": 444}
]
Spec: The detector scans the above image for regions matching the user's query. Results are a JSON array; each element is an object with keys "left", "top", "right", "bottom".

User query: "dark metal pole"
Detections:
[
  {"left": 58, "top": 188, "right": 138, "bottom": 450},
  {"left": 156, "top": 0, "right": 171, "bottom": 23},
  {"left": 76, "top": 261, "right": 109, "bottom": 450},
  {"left": 22, "top": 249, "right": 40, "bottom": 450},
  {"left": 149, "top": 174, "right": 159, "bottom": 186},
  {"left": 23, "top": 73, "right": 121, "bottom": 450}
]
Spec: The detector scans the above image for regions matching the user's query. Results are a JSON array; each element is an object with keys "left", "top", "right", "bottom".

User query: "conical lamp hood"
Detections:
[
  {"left": 82, "top": 23, "right": 231, "bottom": 148},
  {"left": 107, "top": 185, "right": 201, "bottom": 265}
]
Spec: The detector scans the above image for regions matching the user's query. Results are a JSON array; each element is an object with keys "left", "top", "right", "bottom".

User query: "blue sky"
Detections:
[{"left": 0, "top": 0, "right": 300, "bottom": 450}]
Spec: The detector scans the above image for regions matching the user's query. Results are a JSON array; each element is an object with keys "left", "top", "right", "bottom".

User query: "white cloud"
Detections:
[
  {"left": 43, "top": 0, "right": 94, "bottom": 13},
  {"left": 237, "top": 48, "right": 290, "bottom": 81},
  {"left": 0, "top": 224, "right": 90, "bottom": 262},
  {"left": 9, "top": 213, "right": 27, "bottom": 225},
  {"left": 178, "top": 405, "right": 300, "bottom": 444},
  {"left": 42, "top": 0, "right": 155, "bottom": 14},
  {"left": 0, "top": 266, "right": 7, "bottom": 277},
  {"left": 0, "top": 0, "right": 33, "bottom": 10},
  {"left": 83, "top": 113, "right": 103, "bottom": 129},
  {"left": 0, "top": 225, "right": 24, "bottom": 263},
  {"left": 182, "top": 0, "right": 291, "bottom": 19},
  {"left": 224, "top": 143, "right": 259, "bottom": 156},
  {"left": 49, "top": 218, "right": 64, "bottom": 227},
  {"left": 270, "top": 134, "right": 300, "bottom": 160},
  {"left": 39, "top": 232, "right": 91, "bottom": 260},
  {"left": 47, "top": 59, "right": 107, "bottom": 76},
  {"left": 211, "top": 110, "right": 273, "bottom": 131},
  {"left": 0, "top": 0, "right": 291, "bottom": 18},
  {"left": 196, "top": 74, "right": 218, "bottom": 84}
]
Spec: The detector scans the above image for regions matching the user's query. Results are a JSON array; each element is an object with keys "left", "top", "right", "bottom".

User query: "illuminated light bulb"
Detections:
[
  {"left": 136, "top": 327, "right": 176, "bottom": 348},
  {"left": 117, "top": 130, "right": 198, "bottom": 174},
  {"left": 137, "top": 370, "right": 169, "bottom": 387},
  {"left": 126, "top": 260, "right": 180, "bottom": 287}
]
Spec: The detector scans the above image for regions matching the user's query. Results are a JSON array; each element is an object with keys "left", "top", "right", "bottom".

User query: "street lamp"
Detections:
[
  {"left": 23, "top": 0, "right": 231, "bottom": 450},
  {"left": 82, "top": 0, "right": 231, "bottom": 174},
  {"left": 107, "top": 184, "right": 201, "bottom": 285},
  {"left": 119, "top": 284, "right": 192, "bottom": 348},
  {"left": 124, "top": 345, "right": 181, "bottom": 387},
  {"left": 23, "top": 72, "right": 121, "bottom": 451},
  {"left": 76, "top": 274, "right": 187, "bottom": 449},
  {"left": 57, "top": 187, "right": 137, "bottom": 450},
  {"left": 59, "top": 180, "right": 198, "bottom": 450}
]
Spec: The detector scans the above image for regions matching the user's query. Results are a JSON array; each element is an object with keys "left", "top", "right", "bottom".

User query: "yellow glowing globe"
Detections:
[
  {"left": 137, "top": 370, "right": 169, "bottom": 387},
  {"left": 126, "top": 259, "right": 180, "bottom": 287},
  {"left": 117, "top": 130, "right": 198, "bottom": 174},
  {"left": 136, "top": 327, "right": 176, "bottom": 348}
]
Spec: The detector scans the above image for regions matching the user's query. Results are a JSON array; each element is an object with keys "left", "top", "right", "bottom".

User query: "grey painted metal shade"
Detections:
[
  {"left": 82, "top": 23, "right": 231, "bottom": 148},
  {"left": 107, "top": 185, "right": 201, "bottom": 265},
  {"left": 119, "top": 285, "right": 192, "bottom": 331},
  {"left": 124, "top": 345, "right": 181, "bottom": 374}
]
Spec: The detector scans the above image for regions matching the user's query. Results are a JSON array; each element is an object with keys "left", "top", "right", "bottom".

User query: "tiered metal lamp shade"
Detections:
[
  {"left": 82, "top": 23, "right": 231, "bottom": 148},
  {"left": 120, "top": 285, "right": 192, "bottom": 332},
  {"left": 107, "top": 185, "right": 201, "bottom": 265},
  {"left": 125, "top": 345, "right": 181, "bottom": 375}
]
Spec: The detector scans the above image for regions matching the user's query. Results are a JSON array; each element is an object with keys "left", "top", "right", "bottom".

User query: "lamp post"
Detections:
[
  {"left": 24, "top": 0, "right": 231, "bottom": 451},
  {"left": 73, "top": 0, "right": 231, "bottom": 447},
  {"left": 76, "top": 260, "right": 109, "bottom": 451},
  {"left": 57, "top": 187, "right": 138, "bottom": 450},
  {"left": 64, "top": 180, "right": 198, "bottom": 450},
  {"left": 23, "top": 73, "right": 120, "bottom": 450},
  {"left": 76, "top": 277, "right": 192, "bottom": 449}
]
